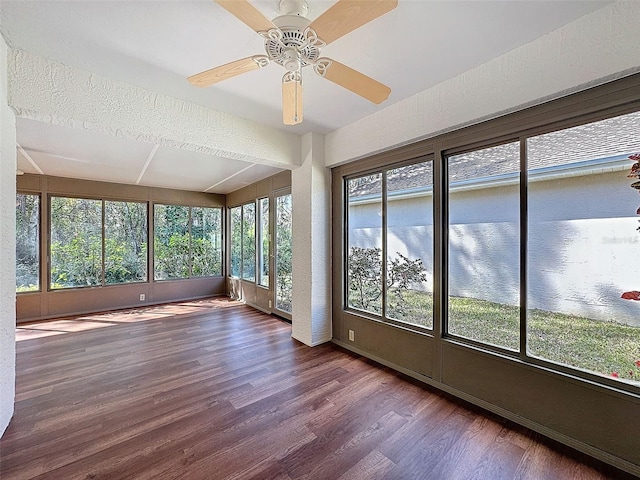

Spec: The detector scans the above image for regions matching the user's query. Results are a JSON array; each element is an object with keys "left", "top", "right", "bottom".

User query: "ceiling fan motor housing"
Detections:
[{"left": 266, "top": 14, "right": 320, "bottom": 70}]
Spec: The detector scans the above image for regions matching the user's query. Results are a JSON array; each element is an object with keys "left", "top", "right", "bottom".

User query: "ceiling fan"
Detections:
[{"left": 188, "top": 0, "right": 398, "bottom": 125}]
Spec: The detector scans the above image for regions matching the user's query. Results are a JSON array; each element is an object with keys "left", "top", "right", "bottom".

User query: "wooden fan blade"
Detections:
[
  {"left": 282, "top": 73, "right": 303, "bottom": 125},
  {"left": 307, "top": 0, "right": 398, "bottom": 45},
  {"left": 318, "top": 58, "right": 390, "bottom": 104},
  {"left": 188, "top": 56, "right": 268, "bottom": 87},
  {"left": 215, "top": 0, "right": 277, "bottom": 33}
]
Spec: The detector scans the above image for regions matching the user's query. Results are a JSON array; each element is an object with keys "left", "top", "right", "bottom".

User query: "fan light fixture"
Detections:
[{"left": 188, "top": 0, "right": 397, "bottom": 125}]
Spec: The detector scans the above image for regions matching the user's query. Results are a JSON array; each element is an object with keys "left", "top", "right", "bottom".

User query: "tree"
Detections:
[
  {"left": 50, "top": 197, "right": 102, "bottom": 288},
  {"left": 230, "top": 206, "right": 243, "bottom": 277},
  {"left": 105, "top": 201, "right": 148, "bottom": 284},
  {"left": 154, "top": 204, "right": 189, "bottom": 280},
  {"left": 275, "top": 194, "right": 292, "bottom": 312},
  {"left": 242, "top": 203, "right": 256, "bottom": 281},
  {"left": 348, "top": 246, "right": 427, "bottom": 317},
  {"left": 191, "top": 207, "right": 222, "bottom": 277},
  {"left": 16, "top": 194, "right": 40, "bottom": 291}
]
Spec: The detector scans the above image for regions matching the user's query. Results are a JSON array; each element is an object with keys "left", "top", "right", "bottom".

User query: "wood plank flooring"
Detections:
[{"left": 1, "top": 297, "right": 634, "bottom": 479}]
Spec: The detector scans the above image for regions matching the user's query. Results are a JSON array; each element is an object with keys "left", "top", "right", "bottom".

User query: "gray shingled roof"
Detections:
[{"left": 348, "top": 110, "right": 640, "bottom": 198}]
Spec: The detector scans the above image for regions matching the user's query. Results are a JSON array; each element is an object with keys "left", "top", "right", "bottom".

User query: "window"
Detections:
[
  {"left": 230, "top": 206, "right": 242, "bottom": 277},
  {"left": 275, "top": 193, "right": 292, "bottom": 313},
  {"left": 347, "top": 173, "right": 383, "bottom": 315},
  {"left": 447, "top": 142, "right": 520, "bottom": 350},
  {"left": 242, "top": 202, "right": 256, "bottom": 281},
  {"left": 340, "top": 106, "right": 640, "bottom": 390},
  {"left": 50, "top": 197, "right": 103, "bottom": 289},
  {"left": 257, "top": 197, "right": 270, "bottom": 288},
  {"left": 346, "top": 160, "right": 434, "bottom": 329},
  {"left": 154, "top": 204, "right": 222, "bottom": 280},
  {"left": 443, "top": 111, "right": 640, "bottom": 383},
  {"left": 228, "top": 202, "right": 256, "bottom": 282},
  {"left": 440, "top": 112, "right": 640, "bottom": 384},
  {"left": 105, "top": 201, "right": 148, "bottom": 284},
  {"left": 191, "top": 207, "right": 222, "bottom": 277},
  {"left": 16, "top": 193, "right": 40, "bottom": 292},
  {"left": 526, "top": 111, "right": 640, "bottom": 383},
  {"left": 154, "top": 204, "right": 189, "bottom": 280},
  {"left": 387, "top": 163, "right": 433, "bottom": 328},
  {"left": 50, "top": 197, "right": 149, "bottom": 289}
]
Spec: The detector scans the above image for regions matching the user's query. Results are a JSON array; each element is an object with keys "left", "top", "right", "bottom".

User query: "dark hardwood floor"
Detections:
[{"left": 1, "top": 298, "right": 634, "bottom": 479}]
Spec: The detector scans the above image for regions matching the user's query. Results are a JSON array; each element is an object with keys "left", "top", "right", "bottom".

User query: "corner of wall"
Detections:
[
  {"left": 291, "top": 132, "right": 331, "bottom": 346},
  {"left": 0, "top": 33, "right": 17, "bottom": 437}
]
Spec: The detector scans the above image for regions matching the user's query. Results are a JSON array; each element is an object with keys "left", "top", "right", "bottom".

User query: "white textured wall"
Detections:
[
  {"left": 8, "top": 50, "right": 301, "bottom": 169},
  {"left": 291, "top": 132, "right": 331, "bottom": 346},
  {"left": 0, "top": 33, "right": 16, "bottom": 437},
  {"left": 325, "top": 1, "right": 640, "bottom": 166}
]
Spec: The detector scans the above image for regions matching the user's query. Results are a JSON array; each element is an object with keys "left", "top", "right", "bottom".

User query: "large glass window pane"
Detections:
[
  {"left": 275, "top": 193, "right": 292, "bottom": 313},
  {"left": 527, "top": 111, "right": 640, "bottom": 384},
  {"left": 347, "top": 174, "right": 383, "bottom": 315},
  {"left": 50, "top": 197, "right": 102, "bottom": 289},
  {"left": 258, "top": 198, "right": 270, "bottom": 288},
  {"left": 191, "top": 207, "right": 222, "bottom": 277},
  {"left": 104, "top": 201, "right": 147, "bottom": 285},
  {"left": 230, "top": 206, "right": 242, "bottom": 278},
  {"left": 386, "top": 162, "right": 433, "bottom": 328},
  {"left": 242, "top": 203, "right": 256, "bottom": 281},
  {"left": 16, "top": 193, "right": 40, "bottom": 292},
  {"left": 448, "top": 142, "right": 520, "bottom": 351},
  {"left": 154, "top": 204, "right": 190, "bottom": 280}
]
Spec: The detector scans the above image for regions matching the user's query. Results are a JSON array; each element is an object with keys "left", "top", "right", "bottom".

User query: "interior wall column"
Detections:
[
  {"left": 0, "top": 33, "right": 17, "bottom": 437},
  {"left": 291, "top": 132, "right": 331, "bottom": 346}
]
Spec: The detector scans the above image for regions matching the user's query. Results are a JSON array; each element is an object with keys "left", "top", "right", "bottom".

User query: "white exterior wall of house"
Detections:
[
  {"left": 348, "top": 168, "right": 640, "bottom": 327},
  {"left": 449, "top": 183, "right": 520, "bottom": 307},
  {"left": 528, "top": 169, "right": 640, "bottom": 326},
  {"left": 349, "top": 196, "right": 435, "bottom": 292},
  {"left": 388, "top": 196, "right": 435, "bottom": 292}
]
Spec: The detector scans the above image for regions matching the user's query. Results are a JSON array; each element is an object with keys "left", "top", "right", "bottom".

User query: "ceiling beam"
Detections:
[
  {"left": 204, "top": 164, "right": 255, "bottom": 192},
  {"left": 17, "top": 144, "right": 44, "bottom": 175},
  {"left": 8, "top": 50, "right": 302, "bottom": 171},
  {"left": 135, "top": 144, "right": 159, "bottom": 185}
]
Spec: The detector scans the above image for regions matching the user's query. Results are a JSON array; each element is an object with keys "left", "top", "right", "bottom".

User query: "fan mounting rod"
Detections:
[{"left": 278, "top": 0, "right": 309, "bottom": 17}]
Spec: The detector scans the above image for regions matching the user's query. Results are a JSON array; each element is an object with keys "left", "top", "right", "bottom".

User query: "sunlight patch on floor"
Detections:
[{"left": 16, "top": 297, "right": 244, "bottom": 341}]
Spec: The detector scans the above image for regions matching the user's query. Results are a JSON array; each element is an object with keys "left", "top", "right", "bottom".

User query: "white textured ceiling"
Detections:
[{"left": 1, "top": 0, "right": 611, "bottom": 193}]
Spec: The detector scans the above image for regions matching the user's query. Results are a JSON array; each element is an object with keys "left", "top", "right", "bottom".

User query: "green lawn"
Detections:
[{"left": 388, "top": 290, "right": 640, "bottom": 383}]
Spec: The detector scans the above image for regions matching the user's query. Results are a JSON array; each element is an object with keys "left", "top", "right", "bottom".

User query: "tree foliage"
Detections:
[
  {"left": 16, "top": 193, "right": 40, "bottom": 291},
  {"left": 275, "top": 194, "right": 292, "bottom": 312},
  {"left": 348, "top": 246, "right": 427, "bottom": 318},
  {"left": 50, "top": 197, "right": 103, "bottom": 288},
  {"left": 49, "top": 198, "right": 149, "bottom": 288},
  {"left": 230, "top": 206, "right": 243, "bottom": 278},
  {"left": 242, "top": 203, "right": 256, "bottom": 281},
  {"left": 105, "top": 200, "right": 148, "bottom": 284},
  {"left": 258, "top": 198, "right": 270, "bottom": 287},
  {"left": 154, "top": 204, "right": 222, "bottom": 280},
  {"left": 44, "top": 198, "right": 221, "bottom": 289}
]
